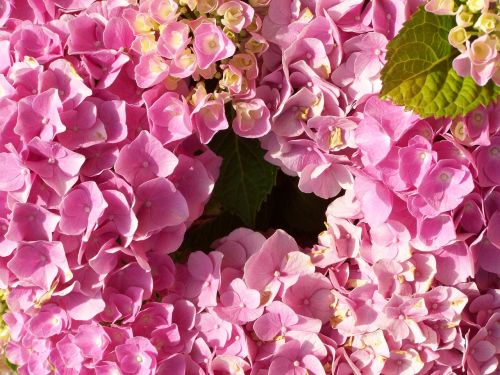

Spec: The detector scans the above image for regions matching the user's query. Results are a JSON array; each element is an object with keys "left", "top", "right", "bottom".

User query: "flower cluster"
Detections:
[
  {"left": 0, "top": 0, "right": 499, "bottom": 374},
  {"left": 317, "top": 94, "right": 500, "bottom": 373},
  {"left": 124, "top": 0, "right": 273, "bottom": 141},
  {"left": 0, "top": 0, "right": 230, "bottom": 371},
  {"left": 426, "top": 0, "right": 500, "bottom": 86},
  {"left": 3, "top": 226, "right": 488, "bottom": 375},
  {"left": 2, "top": 0, "right": 273, "bottom": 147},
  {"left": 253, "top": 0, "right": 423, "bottom": 198}
]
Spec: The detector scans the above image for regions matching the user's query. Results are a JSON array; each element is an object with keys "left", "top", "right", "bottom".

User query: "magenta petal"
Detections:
[
  {"left": 7, "top": 241, "right": 70, "bottom": 290},
  {"left": 471, "top": 232, "right": 500, "bottom": 275},
  {"left": 487, "top": 211, "right": 500, "bottom": 248},
  {"left": 472, "top": 340, "right": 496, "bottom": 362},
  {"left": 134, "top": 178, "right": 189, "bottom": 238},
  {"left": 115, "top": 130, "right": 178, "bottom": 187},
  {"left": 354, "top": 174, "right": 393, "bottom": 227},
  {"left": 6, "top": 202, "right": 60, "bottom": 242},
  {"left": 435, "top": 242, "right": 474, "bottom": 285},
  {"left": 59, "top": 181, "right": 108, "bottom": 240}
]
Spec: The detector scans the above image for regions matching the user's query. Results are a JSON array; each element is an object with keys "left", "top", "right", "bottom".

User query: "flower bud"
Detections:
[
  {"left": 456, "top": 7, "right": 474, "bottom": 27},
  {"left": 158, "top": 22, "right": 190, "bottom": 59},
  {"left": 249, "top": 0, "right": 270, "bottom": 7},
  {"left": 232, "top": 99, "right": 271, "bottom": 138},
  {"left": 425, "top": 0, "right": 456, "bottom": 15},
  {"left": 224, "top": 9, "right": 244, "bottom": 31},
  {"left": 246, "top": 14, "right": 262, "bottom": 33},
  {"left": 219, "top": 1, "right": 255, "bottom": 33},
  {"left": 189, "top": 82, "right": 208, "bottom": 106},
  {"left": 231, "top": 53, "right": 258, "bottom": 82},
  {"left": 135, "top": 13, "right": 157, "bottom": 34},
  {"left": 470, "top": 34, "right": 497, "bottom": 64},
  {"left": 245, "top": 34, "right": 269, "bottom": 54},
  {"left": 179, "top": 0, "right": 197, "bottom": 11},
  {"left": 131, "top": 34, "right": 157, "bottom": 54},
  {"left": 149, "top": 0, "right": 178, "bottom": 24},
  {"left": 474, "top": 13, "right": 498, "bottom": 34},
  {"left": 197, "top": 0, "right": 218, "bottom": 13},
  {"left": 451, "top": 118, "right": 468, "bottom": 141},
  {"left": 220, "top": 65, "right": 243, "bottom": 94},
  {"left": 170, "top": 48, "right": 197, "bottom": 78},
  {"left": 448, "top": 26, "right": 469, "bottom": 51},
  {"left": 224, "top": 29, "right": 238, "bottom": 42},
  {"left": 466, "top": 0, "right": 485, "bottom": 13}
]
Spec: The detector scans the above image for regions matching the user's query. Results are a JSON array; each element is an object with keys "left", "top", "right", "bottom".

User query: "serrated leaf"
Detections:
[
  {"left": 210, "top": 130, "right": 277, "bottom": 226},
  {"left": 381, "top": 7, "right": 500, "bottom": 118}
]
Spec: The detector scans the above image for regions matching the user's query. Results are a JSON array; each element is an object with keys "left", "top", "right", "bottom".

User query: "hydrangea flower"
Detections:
[{"left": 0, "top": 1, "right": 498, "bottom": 374}]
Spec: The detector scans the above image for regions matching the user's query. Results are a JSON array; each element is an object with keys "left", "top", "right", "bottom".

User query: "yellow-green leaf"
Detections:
[{"left": 381, "top": 7, "right": 500, "bottom": 118}]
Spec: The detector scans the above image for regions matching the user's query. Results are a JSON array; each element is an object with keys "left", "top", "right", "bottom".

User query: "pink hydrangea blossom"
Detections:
[
  {"left": 115, "top": 130, "right": 178, "bottom": 187},
  {"left": 453, "top": 35, "right": 499, "bottom": 86},
  {"left": 193, "top": 22, "right": 236, "bottom": 70},
  {"left": 0, "top": 1, "right": 498, "bottom": 374}
]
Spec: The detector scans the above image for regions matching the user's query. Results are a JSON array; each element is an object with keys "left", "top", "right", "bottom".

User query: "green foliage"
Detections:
[
  {"left": 209, "top": 130, "right": 278, "bottom": 227},
  {"left": 179, "top": 172, "right": 333, "bottom": 256},
  {"left": 5, "top": 358, "right": 17, "bottom": 373},
  {"left": 381, "top": 7, "right": 500, "bottom": 118}
]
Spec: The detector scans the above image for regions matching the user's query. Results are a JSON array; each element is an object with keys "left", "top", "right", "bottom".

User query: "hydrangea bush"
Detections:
[{"left": 0, "top": 0, "right": 498, "bottom": 374}]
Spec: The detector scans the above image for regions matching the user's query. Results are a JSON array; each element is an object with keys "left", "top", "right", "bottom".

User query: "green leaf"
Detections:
[
  {"left": 209, "top": 130, "right": 277, "bottom": 226},
  {"left": 381, "top": 7, "right": 500, "bottom": 118},
  {"left": 5, "top": 358, "right": 17, "bottom": 373}
]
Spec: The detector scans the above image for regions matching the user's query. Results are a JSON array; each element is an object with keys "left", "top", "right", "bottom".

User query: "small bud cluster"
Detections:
[
  {"left": 128, "top": 0, "right": 273, "bottom": 140},
  {"left": 426, "top": 0, "right": 500, "bottom": 85}
]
